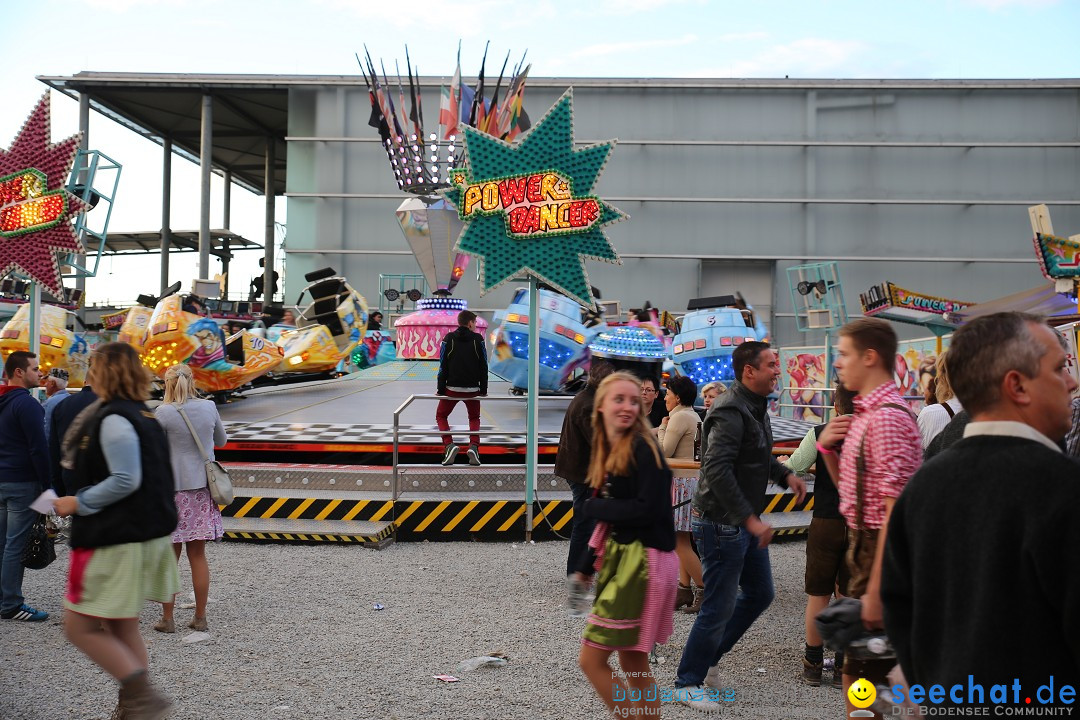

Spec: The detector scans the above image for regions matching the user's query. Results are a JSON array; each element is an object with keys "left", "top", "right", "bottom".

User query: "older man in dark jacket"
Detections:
[
  {"left": 674, "top": 342, "right": 805, "bottom": 711},
  {"left": 555, "top": 360, "right": 614, "bottom": 576}
]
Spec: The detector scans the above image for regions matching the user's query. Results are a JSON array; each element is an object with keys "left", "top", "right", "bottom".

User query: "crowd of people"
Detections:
[
  {"left": 3, "top": 308, "right": 1079, "bottom": 718},
  {"left": 0, "top": 345, "right": 227, "bottom": 719},
  {"left": 557, "top": 312, "right": 1080, "bottom": 717}
]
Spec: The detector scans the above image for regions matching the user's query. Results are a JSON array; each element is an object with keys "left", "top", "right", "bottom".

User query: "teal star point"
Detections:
[{"left": 441, "top": 88, "right": 626, "bottom": 309}]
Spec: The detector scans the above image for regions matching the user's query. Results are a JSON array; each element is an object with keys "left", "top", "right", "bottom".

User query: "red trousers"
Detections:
[{"left": 436, "top": 390, "right": 481, "bottom": 446}]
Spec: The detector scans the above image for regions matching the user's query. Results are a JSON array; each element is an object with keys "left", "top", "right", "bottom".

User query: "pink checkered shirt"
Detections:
[{"left": 838, "top": 382, "right": 922, "bottom": 530}]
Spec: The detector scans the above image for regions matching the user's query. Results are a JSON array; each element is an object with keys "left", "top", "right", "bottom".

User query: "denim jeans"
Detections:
[
  {"left": 675, "top": 517, "right": 776, "bottom": 687},
  {"left": 0, "top": 482, "right": 40, "bottom": 614},
  {"left": 566, "top": 481, "right": 597, "bottom": 576}
]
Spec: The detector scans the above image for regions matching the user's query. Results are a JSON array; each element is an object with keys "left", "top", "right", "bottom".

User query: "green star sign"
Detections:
[{"left": 442, "top": 88, "right": 626, "bottom": 309}]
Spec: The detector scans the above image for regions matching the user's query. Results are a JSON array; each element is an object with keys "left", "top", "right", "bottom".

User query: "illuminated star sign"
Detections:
[
  {"left": 0, "top": 94, "right": 86, "bottom": 298},
  {"left": 441, "top": 88, "right": 626, "bottom": 309}
]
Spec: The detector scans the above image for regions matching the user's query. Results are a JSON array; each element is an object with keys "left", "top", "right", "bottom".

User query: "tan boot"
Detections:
[
  {"left": 673, "top": 584, "right": 693, "bottom": 610},
  {"left": 118, "top": 671, "right": 172, "bottom": 720}
]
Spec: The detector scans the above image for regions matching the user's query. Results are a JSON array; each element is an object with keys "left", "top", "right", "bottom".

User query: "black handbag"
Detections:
[{"left": 22, "top": 515, "right": 57, "bottom": 570}]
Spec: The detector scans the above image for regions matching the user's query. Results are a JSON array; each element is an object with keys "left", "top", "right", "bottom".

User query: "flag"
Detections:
[
  {"left": 495, "top": 64, "right": 530, "bottom": 139},
  {"left": 468, "top": 41, "right": 489, "bottom": 128},
  {"left": 439, "top": 58, "right": 462, "bottom": 139}
]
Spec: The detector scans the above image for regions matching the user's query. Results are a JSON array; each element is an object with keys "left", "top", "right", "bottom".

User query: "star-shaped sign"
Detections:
[
  {"left": 441, "top": 88, "right": 626, "bottom": 309},
  {"left": 0, "top": 94, "right": 86, "bottom": 298}
]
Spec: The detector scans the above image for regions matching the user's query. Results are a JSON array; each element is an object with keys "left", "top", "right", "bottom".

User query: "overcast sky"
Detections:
[{"left": 3, "top": 0, "right": 1079, "bottom": 306}]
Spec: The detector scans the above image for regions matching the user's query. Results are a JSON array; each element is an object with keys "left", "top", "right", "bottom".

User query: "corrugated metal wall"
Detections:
[{"left": 285, "top": 79, "right": 1080, "bottom": 347}]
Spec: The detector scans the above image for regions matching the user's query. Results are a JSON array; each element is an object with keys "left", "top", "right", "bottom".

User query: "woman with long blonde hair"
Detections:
[
  {"left": 572, "top": 372, "right": 678, "bottom": 717},
  {"left": 152, "top": 364, "right": 227, "bottom": 633}
]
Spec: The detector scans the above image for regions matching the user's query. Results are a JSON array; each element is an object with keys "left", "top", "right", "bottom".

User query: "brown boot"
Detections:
[
  {"left": 118, "top": 671, "right": 172, "bottom": 720},
  {"left": 681, "top": 586, "right": 703, "bottom": 614},
  {"left": 801, "top": 657, "right": 823, "bottom": 686},
  {"left": 673, "top": 584, "right": 693, "bottom": 610}
]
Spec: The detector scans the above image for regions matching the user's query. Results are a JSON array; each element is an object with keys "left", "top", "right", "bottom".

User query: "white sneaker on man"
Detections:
[
  {"left": 674, "top": 685, "right": 721, "bottom": 713},
  {"left": 704, "top": 665, "right": 722, "bottom": 690}
]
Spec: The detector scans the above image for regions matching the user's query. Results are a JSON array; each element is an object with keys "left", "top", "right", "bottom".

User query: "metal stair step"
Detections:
[{"left": 221, "top": 516, "right": 395, "bottom": 548}]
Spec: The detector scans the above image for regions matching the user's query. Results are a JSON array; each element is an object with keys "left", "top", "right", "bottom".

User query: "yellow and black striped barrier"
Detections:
[{"left": 220, "top": 492, "right": 811, "bottom": 542}]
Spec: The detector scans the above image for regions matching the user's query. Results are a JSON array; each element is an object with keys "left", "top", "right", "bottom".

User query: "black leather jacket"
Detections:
[{"left": 693, "top": 381, "right": 791, "bottom": 525}]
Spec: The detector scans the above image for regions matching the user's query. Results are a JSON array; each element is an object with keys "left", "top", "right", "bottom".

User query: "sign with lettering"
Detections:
[{"left": 442, "top": 89, "right": 626, "bottom": 308}]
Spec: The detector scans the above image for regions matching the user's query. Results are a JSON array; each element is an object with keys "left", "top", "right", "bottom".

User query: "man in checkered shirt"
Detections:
[{"left": 817, "top": 317, "right": 921, "bottom": 717}]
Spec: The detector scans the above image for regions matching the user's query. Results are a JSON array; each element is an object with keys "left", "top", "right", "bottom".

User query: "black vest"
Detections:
[{"left": 69, "top": 399, "right": 178, "bottom": 549}]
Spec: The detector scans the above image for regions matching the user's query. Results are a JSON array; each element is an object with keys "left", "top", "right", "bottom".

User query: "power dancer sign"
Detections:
[
  {"left": 442, "top": 88, "right": 625, "bottom": 309},
  {"left": 454, "top": 170, "right": 601, "bottom": 237}
]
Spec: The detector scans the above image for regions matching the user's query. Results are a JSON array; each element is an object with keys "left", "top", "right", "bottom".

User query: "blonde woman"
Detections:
[
  {"left": 573, "top": 372, "right": 678, "bottom": 717},
  {"left": 153, "top": 364, "right": 227, "bottom": 633},
  {"left": 52, "top": 343, "right": 179, "bottom": 719},
  {"left": 916, "top": 352, "right": 962, "bottom": 448},
  {"left": 700, "top": 381, "right": 727, "bottom": 413}
]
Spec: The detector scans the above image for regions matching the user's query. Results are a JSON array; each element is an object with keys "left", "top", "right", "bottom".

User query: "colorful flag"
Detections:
[
  {"left": 439, "top": 57, "right": 462, "bottom": 139},
  {"left": 495, "top": 64, "right": 530, "bottom": 139}
]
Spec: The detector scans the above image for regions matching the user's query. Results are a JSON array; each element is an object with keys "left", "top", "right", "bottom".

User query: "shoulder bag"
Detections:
[
  {"left": 23, "top": 514, "right": 56, "bottom": 570},
  {"left": 177, "top": 406, "right": 234, "bottom": 506}
]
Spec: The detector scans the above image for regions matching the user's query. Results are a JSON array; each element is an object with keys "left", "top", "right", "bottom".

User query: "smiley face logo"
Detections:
[{"left": 847, "top": 678, "right": 876, "bottom": 709}]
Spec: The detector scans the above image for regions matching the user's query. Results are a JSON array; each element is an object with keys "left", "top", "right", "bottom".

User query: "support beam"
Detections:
[
  {"left": 199, "top": 94, "right": 212, "bottom": 279},
  {"left": 264, "top": 137, "right": 276, "bottom": 304},
  {"left": 223, "top": 170, "right": 232, "bottom": 296},
  {"left": 161, "top": 139, "right": 172, "bottom": 295},
  {"left": 76, "top": 94, "right": 89, "bottom": 319}
]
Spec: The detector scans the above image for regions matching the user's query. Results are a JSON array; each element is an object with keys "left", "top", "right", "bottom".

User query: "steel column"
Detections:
[
  {"left": 199, "top": 94, "right": 212, "bottom": 279},
  {"left": 525, "top": 277, "right": 539, "bottom": 541},
  {"left": 160, "top": 139, "right": 172, "bottom": 295},
  {"left": 264, "top": 137, "right": 276, "bottom": 303}
]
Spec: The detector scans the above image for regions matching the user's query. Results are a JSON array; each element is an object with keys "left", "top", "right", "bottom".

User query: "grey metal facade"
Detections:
[{"left": 285, "top": 78, "right": 1080, "bottom": 347}]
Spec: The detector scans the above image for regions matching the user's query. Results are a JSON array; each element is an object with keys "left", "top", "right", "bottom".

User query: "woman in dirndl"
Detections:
[
  {"left": 658, "top": 375, "right": 705, "bottom": 614},
  {"left": 53, "top": 342, "right": 179, "bottom": 719},
  {"left": 152, "top": 363, "right": 227, "bottom": 633},
  {"left": 574, "top": 372, "right": 678, "bottom": 717}
]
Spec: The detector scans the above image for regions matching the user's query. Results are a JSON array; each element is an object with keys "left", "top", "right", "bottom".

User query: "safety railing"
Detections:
[
  {"left": 775, "top": 386, "right": 926, "bottom": 419},
  {"left": 391, "top": 393, "right": 574, "bottom": 501}
]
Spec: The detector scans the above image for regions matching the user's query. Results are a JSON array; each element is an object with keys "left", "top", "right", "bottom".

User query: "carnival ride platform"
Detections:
[{"left": 214, "top": 361, "right": 816, "bottom": 545}]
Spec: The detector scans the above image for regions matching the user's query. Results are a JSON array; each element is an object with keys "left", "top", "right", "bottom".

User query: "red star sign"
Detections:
[{"left": 0, "top": 94, "right": 86, "bottom": 298}]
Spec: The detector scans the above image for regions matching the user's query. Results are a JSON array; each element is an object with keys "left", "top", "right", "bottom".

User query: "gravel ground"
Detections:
[{"left": 1, "top": 537, "right": 847, "bottom": 720}]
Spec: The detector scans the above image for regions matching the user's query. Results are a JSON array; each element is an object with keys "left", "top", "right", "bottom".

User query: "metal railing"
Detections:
[{"left": 391, "top": 393, "right": 574, "bottom": 501}]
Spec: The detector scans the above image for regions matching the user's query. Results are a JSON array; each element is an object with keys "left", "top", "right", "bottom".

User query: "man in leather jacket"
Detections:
[{"left": 674, "top": 342, "right": 805, "bottom": 711}]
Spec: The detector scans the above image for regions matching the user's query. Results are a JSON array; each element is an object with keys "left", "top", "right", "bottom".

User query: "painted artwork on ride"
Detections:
[{"left": 778, "top": 336, "right": 945, "bottom": 421}]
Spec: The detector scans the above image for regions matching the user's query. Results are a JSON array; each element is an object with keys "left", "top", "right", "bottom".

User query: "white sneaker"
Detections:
[
  {"left": 674, "top": 685, "right": 721, "bottom": 713},
  {"left": 704, "top": 665, "right": 722, "bottom": 690}
]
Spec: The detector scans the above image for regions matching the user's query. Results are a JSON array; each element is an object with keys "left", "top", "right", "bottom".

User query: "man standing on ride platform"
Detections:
[
  {"left": 882, "top": 313, "right": 1080, "bottom": 709},
  {"left": 674, "top": 341, "right": 806, "bottom": 712},
  {"left": 816, "top": 317, "right": 921, "bottom": 718},
  {"left": 436, "top": 310, "right": 488, "bottom": 467}
]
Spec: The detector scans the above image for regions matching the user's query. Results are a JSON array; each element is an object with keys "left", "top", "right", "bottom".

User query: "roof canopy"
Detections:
[
  {"left": 102, "top": 230, "right": 260, "bottom": 259},
  {"left": 38, "top": 73, "right": 289, "bottom": 196}
]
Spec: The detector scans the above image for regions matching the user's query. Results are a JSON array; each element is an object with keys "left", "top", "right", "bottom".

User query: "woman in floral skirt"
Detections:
[{"left": 153, "top": 364, "right": 227, "bottom": 633}]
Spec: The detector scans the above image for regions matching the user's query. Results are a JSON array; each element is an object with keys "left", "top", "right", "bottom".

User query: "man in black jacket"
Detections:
[
  {"left": 883, "top": 312, "right": 1080, "bottom": 709},
  {"left": 0, "top": 351, "right": 50, "bottom": 622},
  {"left": 674, "top": 342, "right": 805, "bottom": 711},
  {"left": 436, "top": 310, "right": 488, "bottom": 466},
  {"left": 555, "top": 359, "right": 614, "bottom": 576},
  {"left": 49, "top": 381, "right": 100, "bottom": 496}
]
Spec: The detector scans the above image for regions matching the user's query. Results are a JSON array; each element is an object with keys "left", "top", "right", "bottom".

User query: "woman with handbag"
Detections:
[
  {"left": 152, "top": 364, "right": 227, "bottom": 633},
  {"left": 573, "top": 372, "right": 678, "bottom": 718},
  {"left": 52, "top": 343, "right": 179, "bottom": 720}
]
